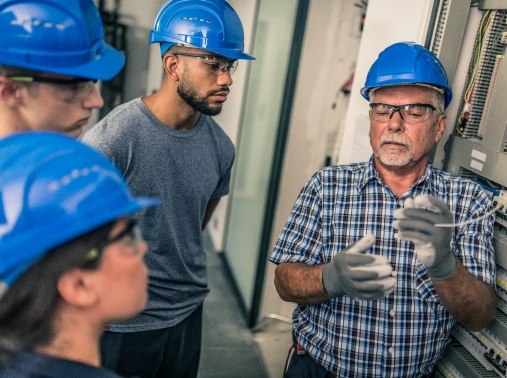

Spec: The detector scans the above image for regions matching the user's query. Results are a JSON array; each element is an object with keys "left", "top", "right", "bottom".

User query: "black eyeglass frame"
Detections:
[
  {"left": 96, "top": 219, "right": 140, "bottom": 252},
  {"left": 171, "top": 52, "right": 238, "bottom": 75},
  {"left": 369, "top": 103, "right": 442, "bottom": 123},
  {"left": 84, "top": 220, "right": 142, "bottom": 263}
]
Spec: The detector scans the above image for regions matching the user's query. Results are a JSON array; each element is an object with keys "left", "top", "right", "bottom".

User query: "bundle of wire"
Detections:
[{"left": 455, "top": 10, "right": 493, "bottom": 136}]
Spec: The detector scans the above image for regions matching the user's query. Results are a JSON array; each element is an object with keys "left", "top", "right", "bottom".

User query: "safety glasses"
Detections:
[
  {"left": 173, "top": 53, "right": 238, "bottom": 76},
  {"left": 7, "top": 75, "right": 97, "bottom": 103},
  {"left": 369, "top": 103, "right": 442, "bottom": 124},
  {"left": 86, "top": 220, "right": 143, "bottom": 261}
]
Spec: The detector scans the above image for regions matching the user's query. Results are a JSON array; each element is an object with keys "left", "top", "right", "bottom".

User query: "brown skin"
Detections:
[
  {"left": 432, "top": 258, "right": 496, "bottom": 331},
  {"left": 142, "top": 48, "right": 233, "bottom": 131},
  {"left": 274, "top": 85, "right": 497, "bottom": 331},
  {"left": 275, "top": 263, "right": 330, "bottom": 305},
  {"left": 202, "top": 197, "right": 221, "bottom": 230},
  {"left": 0, "top": 73, "right": 103, "bottom": 138}
]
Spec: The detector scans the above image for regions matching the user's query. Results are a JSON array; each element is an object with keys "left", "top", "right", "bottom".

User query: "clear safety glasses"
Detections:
[
  {"left": 7, "top": 75, "right": 97, "bottom": 103},
  {"left": 86, "top": 220, "right": 144, "bottom": 261},
  {"left": 369, "top": 103, "right": 442, "bottom": 124},
  {"left": 173, "top": 52, "right": 238, "bottom": 76}
]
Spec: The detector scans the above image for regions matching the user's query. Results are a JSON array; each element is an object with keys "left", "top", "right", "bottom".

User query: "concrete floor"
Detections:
[
  {"left": 252, "top": 315, "right": 293, "bottom": 378},
  {"left": 198, "top": 233, "right": 293, "bottom": 378}
]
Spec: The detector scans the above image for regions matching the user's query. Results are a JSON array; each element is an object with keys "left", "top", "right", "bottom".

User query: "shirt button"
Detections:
[
  {"left": 394, "top": 233, "right": 399, "bottom": 239},
  {"left": 391, "top": 271, "right": 397, "bottom": 277},
  {"left": 388, "top": 347, "right": 394, "bottom": 354},
  {"left": 390, "top": 310, "right": 395, "bottom": 317}
]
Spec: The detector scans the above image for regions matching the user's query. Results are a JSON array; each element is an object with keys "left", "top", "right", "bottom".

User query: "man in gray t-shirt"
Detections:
[{"left": 83, "top": 1, "right": 254, "bottom": 377}]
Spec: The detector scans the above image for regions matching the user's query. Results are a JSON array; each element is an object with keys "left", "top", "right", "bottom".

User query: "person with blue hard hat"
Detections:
[
  {"left": 0, "top": 0, "right": 125, "bottom": 138},
  {"left": 82, "top": 1, "right": 254, "bottom": 377},
  {"left": 0, "top": 132, "right": 160, "bottom": 377},
  {"left": 270, "top": 42, "right": 497, "bottom": 377}
]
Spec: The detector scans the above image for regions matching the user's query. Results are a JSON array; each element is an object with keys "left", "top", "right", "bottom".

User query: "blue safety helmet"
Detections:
[
  {"left": 149, "top": 0, "right": 255, "bottom": 60},
  {"left": 0, "top": 132, "right": 160, "bottom": 291},
  {"left": 0, "top": 0, "right": 125, "bottom": 81},
  {"left": 361, "top": 42, "right": 452, "bottom": 108}
]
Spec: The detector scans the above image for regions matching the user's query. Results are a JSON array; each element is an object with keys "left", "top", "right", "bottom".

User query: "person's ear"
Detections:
[
  {"left": 162, "top": 54, "right": 181, "bottom": 81},
  {"left": 0, "top": 77, "right": 24, "bottom": 107},
  {"left": 435, "top": 114, "right": 447, "bottom": 143},
  {"left": 57, "top": 269, "right": 99, "bottom": 309}
]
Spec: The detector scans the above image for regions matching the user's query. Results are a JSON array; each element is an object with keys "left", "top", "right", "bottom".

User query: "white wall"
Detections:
[
  {"left": 206, "top": 0, "right": 258, "bottom": 252},
  {"left": 259, "top": 0, "right": 365, "bottom": 320},
  {"left": 102, "top": 0, "right": 164, "bottom": 101}
]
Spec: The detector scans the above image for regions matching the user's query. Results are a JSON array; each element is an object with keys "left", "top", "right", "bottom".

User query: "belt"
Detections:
[
  {"left": 292, "top": 342, "right": 433, "bottom": 378},
  {"left": 291, "top": 342, "right": 336, "bottom": 378}
]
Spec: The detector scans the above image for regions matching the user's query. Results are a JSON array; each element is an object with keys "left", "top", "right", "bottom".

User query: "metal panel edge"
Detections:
[
  {"left": 444, "top": 134, "right": 507, "bottom": 186},
  {"left": 434, "top": 0, "right": 473, "bottom": 85},
  {"left": 479, "top": 0, "right": 507, "bottom": 10}
]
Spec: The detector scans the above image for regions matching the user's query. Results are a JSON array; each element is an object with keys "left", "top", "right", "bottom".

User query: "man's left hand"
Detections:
[{"left": 393, "top": 195, "right": 456, "bottom": 280}]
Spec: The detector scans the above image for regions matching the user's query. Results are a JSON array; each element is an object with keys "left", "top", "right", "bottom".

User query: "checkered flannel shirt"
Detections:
[{"left": 269, "top": 158, "right": 495, "bottom": 377}]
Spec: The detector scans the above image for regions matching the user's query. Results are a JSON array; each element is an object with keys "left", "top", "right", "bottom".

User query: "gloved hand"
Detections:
[
  {"left": 322, "top": 234, "right": 396, "bottom": 300},
  {"left": 393, "top": 195, "right": 456, "bottom": 280}
]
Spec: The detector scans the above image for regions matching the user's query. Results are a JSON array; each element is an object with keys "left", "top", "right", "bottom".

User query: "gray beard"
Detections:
[
  {"left": 377, "top": 134, "right": 412, "bottom": 166},
  {"left": 378, "top": 150, "right": 412, "bottom": 166}
]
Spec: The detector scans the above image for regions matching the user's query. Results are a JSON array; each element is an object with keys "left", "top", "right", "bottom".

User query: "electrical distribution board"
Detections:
[{"left": 432, "top": 0, "right": 507, "bottom": 376}]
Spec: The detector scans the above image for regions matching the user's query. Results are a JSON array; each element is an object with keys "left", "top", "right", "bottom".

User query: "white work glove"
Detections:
[
  {"left": 322, "top": 234, "right": 396, "bottom": 300},
  {"left": 393, "top": 195, "right": 456, "bottom": 280}
]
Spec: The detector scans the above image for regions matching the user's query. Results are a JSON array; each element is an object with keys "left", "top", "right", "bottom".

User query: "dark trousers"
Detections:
[
  {"left": 284, "top": 350, "right": 333, "bottom": 378},
  {"left": 285, "top": 336, "right": 434, "bottom": 378},
  {"left": 100, "top": 305, "right": 203, "bottom": 378}
]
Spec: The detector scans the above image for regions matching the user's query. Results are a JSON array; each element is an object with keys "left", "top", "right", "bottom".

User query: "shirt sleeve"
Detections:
[
  {"left": 210, "top": 139, "right": 235, "bottom": 199},
  {"left": 453, "top": 183, "right": 496, "bottom": 288},
  {"left": 208, "top": 120, "right": 236, "bottom": 199},
  {"left": 269, "top": 173, "right": 325, "bottom": 266},
  {"left": 82, "top": 118, "right": 130, "bottom": 176}
]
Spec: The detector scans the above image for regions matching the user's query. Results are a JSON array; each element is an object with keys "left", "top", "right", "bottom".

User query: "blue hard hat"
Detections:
[
  {"left": 0, "top": 132, "right": 160, "bottom": 289},
  {"left": 361, "top": 42, "right": 452, "bottom": 108},
  {"left": 149, "top": 0, "right": 255, "bottom": 60},
  {"left": 0, "top": 0, "right": 125, "bottom": 81}
]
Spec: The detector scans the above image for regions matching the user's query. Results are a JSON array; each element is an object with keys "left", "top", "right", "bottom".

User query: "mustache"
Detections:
[
  {"left": 379, "top": 134, "right": 412, "bottom": 149},
  {"left": 207, "top": 87, "right": 229, "bottom": 96}
]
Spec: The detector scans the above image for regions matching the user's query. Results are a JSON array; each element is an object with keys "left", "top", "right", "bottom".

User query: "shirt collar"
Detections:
[
  {"left": 358, "top": 156, "right": 442, "bottom": 197},
  {"left": 357, "top": 156, "right": 380, "bottom": 191}
]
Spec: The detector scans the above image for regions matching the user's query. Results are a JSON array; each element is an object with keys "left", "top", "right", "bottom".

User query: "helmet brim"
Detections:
[
  {"left": 0, "top": 42, "right": 125, "bottom": 82},
  {"left": 208, "top": 47, "right": 255, "bottom": 61},
  {"left": 53, "top": 43, "right": 126, "bottom": 81},
  {"left": 0, "top": 193, "right": 160, "bottom": 288}
]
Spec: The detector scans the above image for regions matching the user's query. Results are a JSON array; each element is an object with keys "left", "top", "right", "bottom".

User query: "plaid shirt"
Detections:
[{"left": 269, "top": 158, "right": 495, "bottom": 377}]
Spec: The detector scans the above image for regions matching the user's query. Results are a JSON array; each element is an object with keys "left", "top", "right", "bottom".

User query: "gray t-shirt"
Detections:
[{"left": 83, "top": 98, "right": 235, "bottom": 332}]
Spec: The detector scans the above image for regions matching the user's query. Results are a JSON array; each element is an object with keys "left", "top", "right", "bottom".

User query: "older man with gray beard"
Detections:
[{"left": 269, "top": 42, "right": 497, "bottom": 378}]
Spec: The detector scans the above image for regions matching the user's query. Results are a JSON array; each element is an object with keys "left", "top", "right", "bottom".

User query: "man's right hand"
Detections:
[{"left": 322, "top": 234, "right": 396, "bottom": 300}]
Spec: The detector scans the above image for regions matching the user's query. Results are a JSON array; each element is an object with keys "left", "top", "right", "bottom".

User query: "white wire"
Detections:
[{"left": 434, "top": 203, "right": 502, "bottom": 227}]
